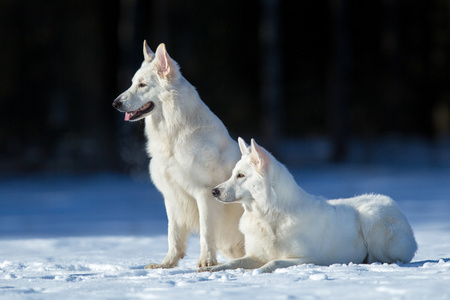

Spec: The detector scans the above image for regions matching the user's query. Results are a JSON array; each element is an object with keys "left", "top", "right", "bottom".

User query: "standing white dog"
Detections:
[
  {"left": 112, "top": 42, "right": 245, "bottom": 268},
  {"left": 209, "top": 138, "right": 417, "bottom": 273}
]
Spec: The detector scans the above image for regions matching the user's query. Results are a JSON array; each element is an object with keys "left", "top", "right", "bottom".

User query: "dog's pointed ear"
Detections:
[
  {"left": 154, "top": 43, "right": 175, "bottom": 79},
  {"left": 250, "top": 139, "right": 268, "bottom": 172},
  {"left": 143, "top": 40, "right": 155, "bottom": 62},
  {"left": 238, "top": 137, "right": 250, "bottom": 155}
]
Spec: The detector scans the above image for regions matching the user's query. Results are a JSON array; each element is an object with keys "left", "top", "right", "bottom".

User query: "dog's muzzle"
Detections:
[
  {"left": 211, "top": 188, "right": 236, "bottom": 203},
  {"left": 112, "top": 96, "right": 154, "bottom": 121}
]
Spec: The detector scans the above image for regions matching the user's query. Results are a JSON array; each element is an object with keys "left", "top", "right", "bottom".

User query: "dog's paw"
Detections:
[
  {"left": 197, "top": 266, "right": 213, "bottom": 273},
  {"left": 200, "top": 263, "right": 229, "bottom": 272},
  {"left": 197, "top": 257, "right": 218, "bottom": 268},
  {"left": 144, "top": 262, "right": 176, "bottom": 269}
]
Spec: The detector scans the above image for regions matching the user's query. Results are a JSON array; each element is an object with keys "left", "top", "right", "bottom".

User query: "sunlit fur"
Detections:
[
  {"left": 208, "top": 138, "right": 417, "bottom": 273},
  {"left": 113, "top": 42, "right": 244, "bottom": 268}
]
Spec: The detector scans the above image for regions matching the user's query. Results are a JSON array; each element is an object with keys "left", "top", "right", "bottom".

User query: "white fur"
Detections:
[
  {"left": 113, "top": 42, "right": 245, "bottom": 268},
  {"left": 208, "top": 138, "right": 417, "bottom": 273}
]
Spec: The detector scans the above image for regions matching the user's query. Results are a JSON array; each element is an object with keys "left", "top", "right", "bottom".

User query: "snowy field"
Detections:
[{"left": 1, "top": 164, "right": 450, "bottom": 299}]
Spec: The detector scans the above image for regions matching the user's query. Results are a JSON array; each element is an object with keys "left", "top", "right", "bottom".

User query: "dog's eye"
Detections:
[
  {"left": 138, "top": 82, "right": 147, "bottom": 88},
  {"left": 236, "top": 173, "right": 245, "bottom": 179}
]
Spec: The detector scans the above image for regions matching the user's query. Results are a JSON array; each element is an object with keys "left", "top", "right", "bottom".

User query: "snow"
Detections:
[{"left": 1, "top": 165, "right": 450, "bottom": 299}]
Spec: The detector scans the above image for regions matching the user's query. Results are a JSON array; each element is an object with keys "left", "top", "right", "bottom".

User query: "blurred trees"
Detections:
[
  {"left": 1, "top": 0, "right": 119, "bottom": 171},
  {"left": 1, "top": 0, "right": 450, "bottom": 173}
]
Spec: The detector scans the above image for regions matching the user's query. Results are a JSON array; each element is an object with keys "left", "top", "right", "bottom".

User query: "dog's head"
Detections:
[
  {"left": 212, "top": 138, "right": 271, "bottom": 207},
  {"left": 112, "top": 41, "right": 180, "bottom": 121}
]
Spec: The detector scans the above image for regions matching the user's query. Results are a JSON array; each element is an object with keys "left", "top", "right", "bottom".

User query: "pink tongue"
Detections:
[{"left": 124, "top": 112, "right": 131, "bottom": 121}]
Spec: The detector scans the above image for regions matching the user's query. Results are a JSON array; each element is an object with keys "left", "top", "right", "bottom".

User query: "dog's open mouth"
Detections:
[
  {"left": 124, "top": 101, "right": 154, "bottom": 121},
  {"left": 217, "top": 197, "right": 240, "bottom": 204}
]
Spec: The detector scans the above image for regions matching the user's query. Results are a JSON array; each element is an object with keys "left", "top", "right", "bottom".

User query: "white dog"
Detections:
[
  {"left": 112, "top": 42, "right": 245, "bottom": 268},
  {"left": 208, "top": 138, "right": 417, "bottom": 273}
]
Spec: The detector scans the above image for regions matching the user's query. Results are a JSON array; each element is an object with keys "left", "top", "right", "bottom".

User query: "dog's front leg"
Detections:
[
  {"left": 146, "top": 220, "right": 188, "bottom": 269},
  {"left": 200, "top": 256, "right": 264, "bottom": 272},
  {"left": 196, "top": 192, "right": 220, "bottom": 268},
  {"left": 258, "top": 258, "right": 308, "bottom": 273},
  {"left": 145, "top": 192, "right": 189, "bottom": 269}
]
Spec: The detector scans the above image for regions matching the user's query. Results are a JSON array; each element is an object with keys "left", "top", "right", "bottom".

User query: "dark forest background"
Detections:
[{"left": 1, "top": 0, "right": 450, "bottom": 174}]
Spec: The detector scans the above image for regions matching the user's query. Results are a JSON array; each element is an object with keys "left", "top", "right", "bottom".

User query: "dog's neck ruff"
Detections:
[
  {"left": 143, "top": 78, "right": 221, "bottom": 158},
  {"left": 257, "top": 158, "right": 313, "bottom": 217}
]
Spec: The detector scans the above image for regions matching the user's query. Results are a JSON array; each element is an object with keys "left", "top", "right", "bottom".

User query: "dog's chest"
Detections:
[
  {"left": 151, "top": 150, "right": 193, "bottom": 186},
  {"left": 240, "top": 212, "right": 279, "bottom": 256}
]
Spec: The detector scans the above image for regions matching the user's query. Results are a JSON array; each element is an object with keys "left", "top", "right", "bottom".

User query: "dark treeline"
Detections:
[{"left": 1, "top": 0, "right": 449, "bottom": 173}]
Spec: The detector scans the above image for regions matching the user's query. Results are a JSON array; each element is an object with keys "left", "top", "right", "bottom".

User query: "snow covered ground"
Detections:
[{"left": 1, "top": 164, "right": 450, "bottom": 299}]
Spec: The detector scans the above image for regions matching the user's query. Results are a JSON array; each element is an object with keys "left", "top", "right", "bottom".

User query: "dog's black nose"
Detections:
[
  {"left": 112, "top": 100, "right": 121, "bottom": 110},
  {"left": 211, "top": 188, "right": 220, "bottom": 197}
]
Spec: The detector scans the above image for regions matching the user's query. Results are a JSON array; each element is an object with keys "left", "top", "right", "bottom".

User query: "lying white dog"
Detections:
[{"left": 208, "top": 138, "right": 417, "bottom": 273}]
